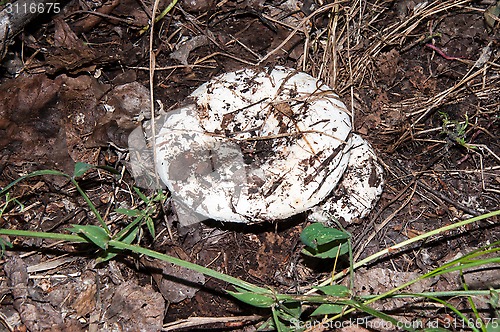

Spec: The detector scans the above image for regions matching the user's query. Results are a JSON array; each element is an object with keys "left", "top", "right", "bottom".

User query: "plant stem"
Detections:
[
  {"left": 108, "top": 240, "right": 272, "bottom": 295},
  {"left": 309, "top": 209, "right": 500, "bottom": 292},
  {"left": 0, "top": 228, "right": 86, "bottom": 242}
]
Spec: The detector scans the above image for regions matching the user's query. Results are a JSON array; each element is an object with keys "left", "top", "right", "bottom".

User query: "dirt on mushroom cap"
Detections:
[
  {"left": 309, "top": 133, "right": 384, "bottom": 225},
  {"left": 155, "top": 67, "right": 360, "bottom": 223}
]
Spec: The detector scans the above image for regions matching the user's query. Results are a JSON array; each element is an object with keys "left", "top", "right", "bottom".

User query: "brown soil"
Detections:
[{"left": 0, "top": 0, "right": 499, "bottom": 331}]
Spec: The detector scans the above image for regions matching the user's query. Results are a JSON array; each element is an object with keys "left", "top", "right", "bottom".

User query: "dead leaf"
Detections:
[
  {"left": 353, "top": 267, "right": 438, "bottom": 307},
  {"left": 406, "top": 66, "right": 436, "bottom": 94},
  {"left": 0, "top": 74, "right": 74, "bottom": 171},
  {"left": 170, "top": 35, "right": 210, "bottom": 65},
  {"left": 4, "top": 255, "right": 84, "bottom": 331},
  {"left": 46, "top": 18, "right": 97, "bottom": 74},
  {"left": 375, "top": 49, "right": 400, "bottom": 85},
  {"left": 72, "top": 283, "right": 97, "bottom": 317},
  {"left": 106, "top": 280, "right": 165, "bottom": 332},
  {"left": 142, "top": 257, "right": 206, "bottom": 303},
  {"left": 4, "top": 255, "right": 29, "bottom": 308},
  {"left": 484, "top": 1, "right": 500, "bottom": 31}
]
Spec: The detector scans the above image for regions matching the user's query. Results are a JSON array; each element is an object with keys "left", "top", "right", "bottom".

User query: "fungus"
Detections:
[{"left": 155, "top": 67, "right": 383, "bottom": 224}]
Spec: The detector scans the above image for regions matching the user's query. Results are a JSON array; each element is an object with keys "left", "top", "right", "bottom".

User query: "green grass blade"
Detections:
[
  {"left": 227, "top": 290, "right": 275, "bottom": 308},
  {"left": 271, "top": 306, "right": 290, "bottom": 332},
  {"left": 68, "top": 225, "right": 110, "bottom": 250},
  {"left": 108, "top": 240, "right": 271, "bottom": 295},
  {"left": 312, "top": 210, "right": 500, "bottom": 290},
  {"left": 0, "top": 169, "right": 68, "bottom": 196},
  {"left": 349, "top": 301, "right": 415, "bottom": 332},
  {"left": 133, "top": 187, "right": 150, "bottom": 204},
  {"left": 146, "top": 216, "right": 155, "bottom": 239},
  {"left": 361, "top": 289, "right": 500, "bottom": 300},
  {"left": 0, "top": 228, "right": 87, "bottom": 242},
  {"left": 97, "top": 228, "right": 140, "bottom": 263},
  {"left": 113, "top": 214, "right": 144, "bottom": 241},
  {"left": 406, "top": 293, "right": 480, "bottom": 332},
  {"left": 73, "top": 162, "right": 119, "bottom": 178},
  {"left": 0, "top": 167, "right": 110, "bottom": 234},
  {"left": 0, "top": 237, "right": 13, "bottom": 256},
  {"left": 115, "top": 208, "right": 142, "bottom": 217},
  {"left": 311, "top": 304, "right": 344, "bottom": 316},
  {"left": 314, "top": 284, "right": 350, "bottom": 297},
  {"left": 70, "top": 178, "right": 109, "bottom": 233},
  {"left": 139, "top": 0, "right": 179, "bottom": 35}
]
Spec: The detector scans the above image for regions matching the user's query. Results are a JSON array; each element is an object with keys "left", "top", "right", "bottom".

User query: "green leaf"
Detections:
[
  {"left": 113, "top": 214, "right": 144, "bottom": 242},
  {"left": 311, "top": 303, "right": 344, "bottom": 316},
  {"left": 227, "top": 290, "right": 275, "bottom": 308},
  {"left": 73, "top": 162, "right": 94, "bottom": 178},
  {"left": 121, "top": 227, "right": 140, "bottom": 244},
  {"left": 486, "top": 321, "right": 500, "bottom": 332},
  {"left": 113, "top": 221, "right": 141, "bottom": 245},
  {"left": 315, "top": 284, "right": 350, "bottom": 297},
  {"left": 490, "top": 289, "right": 499, "bottom": 309},
  {"left": 485, "top": 1, "right": 500, "bottom": 30},
  {"left": 68, "top": 225, "right": 110, "bottom": 249},
  {"left": 0, "top": 237, "right": 13, "bottom": 256},
  {"left": 300, "top": 223, "right": 350, "bottom": 249},
  {"left": 96, "top": 247, "right": 123, "bottom": 264},
  {"left": 0, "top": 228, "right": 85, "bottom": 242},
  {"left": 272, "top": 306, "right": 293, "bottom": 332},
  {"left": 73, "top": 162, "right": 119, "bottom": 178},
  {"left": 0, "top": 169, "right": 67, "bottom": 197},
  {"left": 133, "top": 187, "right": 150, "bottom": 204},
  {"left": 146, "top": 217, "right": 155, "bottom": 238},
  {"left": 256, "top": 318, "right": 277, "bottom": 331},
  {"left": 151, "top": 190, "right": 167, "bottom": 202},
  {"left": 302, "top": 241, "right": 349, "bottom": 259},
  {"left": 276, "top": 301, "right": 302, "bottom": 323},
  {"left": 98, "top": 227, "right": 140, "bottom": 263},
  {"left": 115, "top": 208, "right": 142, "bottom": 217}
]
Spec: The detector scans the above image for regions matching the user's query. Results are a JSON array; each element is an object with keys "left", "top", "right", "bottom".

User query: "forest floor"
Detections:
[{"left": 0, "top": 0, "right": 499, "bottom": 331}]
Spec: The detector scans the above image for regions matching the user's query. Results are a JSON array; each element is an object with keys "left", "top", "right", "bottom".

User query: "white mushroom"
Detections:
[{"left": 154, "top": 67, "right": 383, "bottom": 225}]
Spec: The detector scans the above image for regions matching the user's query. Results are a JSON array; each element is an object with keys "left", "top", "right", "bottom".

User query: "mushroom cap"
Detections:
[
  {"left": 308, "top": 134, "right": 384, "bottom": 225},
  {"left": 155, "top": 67, "right": 353, "bottom": 223}
]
